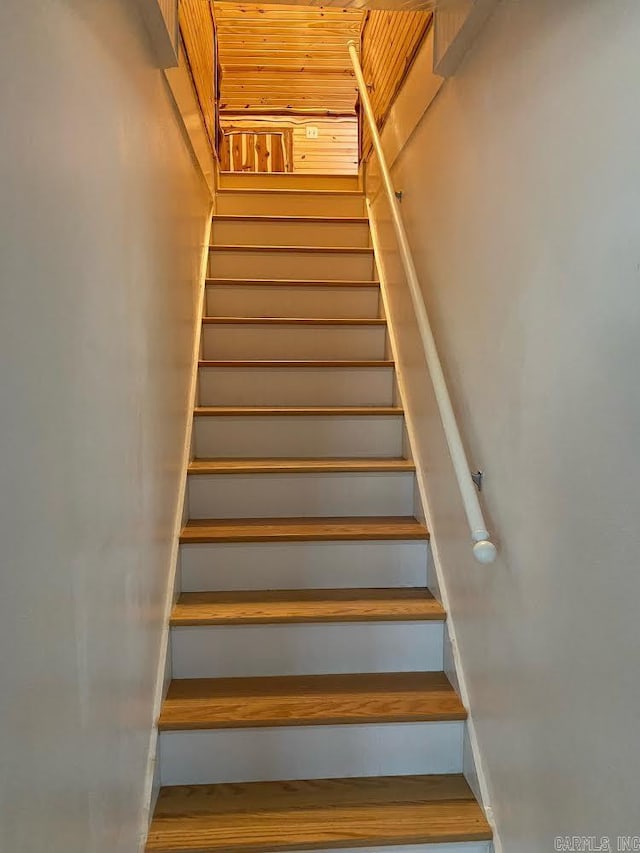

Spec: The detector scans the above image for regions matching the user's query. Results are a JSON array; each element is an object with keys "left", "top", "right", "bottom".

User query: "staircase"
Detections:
[{"left": 146, "top": 174, "right": 492, "bottom": 853}]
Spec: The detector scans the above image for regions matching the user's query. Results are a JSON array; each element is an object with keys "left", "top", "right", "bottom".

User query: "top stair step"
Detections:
[
  {"left": 147, "top": 773, "right": 492, "bottom": 852},
  {"left": 217, "top": 172, "right": 361, "bottom": 192}
]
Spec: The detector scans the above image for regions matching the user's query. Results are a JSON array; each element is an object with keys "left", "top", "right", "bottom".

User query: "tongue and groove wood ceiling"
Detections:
[{"left": 214, "top": 2, "right": 365, "bottom": 117}]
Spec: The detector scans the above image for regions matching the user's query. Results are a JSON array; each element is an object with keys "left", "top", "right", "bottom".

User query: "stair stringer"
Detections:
[
  {"left": 366, "top": 198, "right": 500, "bottom": 853},
  {"left": 138, "top": 205, "right": 214, "bottom": 852}
]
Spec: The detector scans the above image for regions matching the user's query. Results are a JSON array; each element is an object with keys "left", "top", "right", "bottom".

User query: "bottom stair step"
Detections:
[{"left": 146, "top": 773, "right": 492, "bottom": 852}]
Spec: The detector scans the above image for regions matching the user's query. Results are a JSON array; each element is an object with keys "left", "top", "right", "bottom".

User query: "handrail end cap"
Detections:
[{"left": 473, "top": 540, "right": 497, "bottom": 564}]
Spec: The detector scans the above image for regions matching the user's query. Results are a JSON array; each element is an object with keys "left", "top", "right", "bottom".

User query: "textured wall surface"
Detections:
[
  {"left": 0, "top": 1, "right": 210, "bottom": 851},
  {"left": 369, "top": 1, "right": 640, "bottom": 849}
]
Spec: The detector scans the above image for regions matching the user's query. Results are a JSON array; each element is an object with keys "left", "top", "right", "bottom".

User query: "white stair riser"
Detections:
[
  {"left": 212, "top": 219, "right": 370, "bottom": 248},
  {"left": 198, "top": 366, "right": 394, "bottom": 406},
  {"left": 202, "top": 324, "right": 386, "bottom": 360},
  {"left": 206, "top": 284, "right": 380, "bottom": 319},
  {"left": 171, "top": 622, "right": 443, "bottom": 678},
  {"left": 187, "top": 471, "right": 415, "bottom": 518},
  {"left": 208, "top": 249, "right": 374, "bottom": 281},
  {"left": 194, "top": 412, "right": 404, "bottom": 458},
  {"left": 216, "top": 192, "right": 366, "bottom": 217},
  {"left": 217, "top": 174, "right": 361, "bottom": 191},
  {"left": 159, "top": 721, "right": 464, "bottom": 785},
  {"left": 193, "top": 414, "right": 404, "bottom": 458},
  {"left": 180, "top": 540, "right": 429, "bottom": 591}
]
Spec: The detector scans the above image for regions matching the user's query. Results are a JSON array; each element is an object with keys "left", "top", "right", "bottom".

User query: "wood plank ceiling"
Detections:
[
  {"left": 233, "top": 0, "right": 437, "bottom": 7},
  {"left": 214, "top": 2, "right": 365, "bottom": 117}
]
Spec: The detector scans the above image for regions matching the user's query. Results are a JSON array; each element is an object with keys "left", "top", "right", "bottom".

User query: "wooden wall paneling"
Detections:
[
  {"left": 220, "top": 135, "right": 230, "bottom": 170},
  {"left": 361, "top": 10, "right": 433, "bottom": 158},
  {"left": 179, "top": 0, "right": 217, "bottom": 152},
  {"left": 232, "top": 134, "right": 243, "bottom": 170},
  {"left": 221, "top": 127, "right": 294, "bottom": 173},
  {"left": 221, "top": 116, "right": 358, "bottom": 174},
  {"left": 271, "top": 136, "right": 284, "bottom": 172},
  {"left": 244, "top": 134, "right": 255, "bottom": 171}
]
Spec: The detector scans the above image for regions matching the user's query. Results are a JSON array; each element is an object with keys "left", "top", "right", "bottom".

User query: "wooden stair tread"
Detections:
[
  {"left": 212, "top": 214, "right": 369, "bottom": 223},
  {"left": 171, "top": 588, "right": 445, "bottom": 625},
  {"left": 187, "top": 458, "right": 414, "bottom": 475},
  {"left": 147, "top": 774, "right": 492, "bottom": 852},
  {"left": 216, "top": 188, "right": 364, "bottom": 196},
  {"left": 198, "top": 360, "right": 394, "bottom": 368},
  {"left": 180, "top": 516, "right": 428, "bottom": 543},
  {"left": 194, "top": 406, "right": 403, "bottom": 417},
  {"left": 206, "top": 278, "right": 379, "bottom": 288},
  {"left": 202, "top": 317, "right": 385, "bottom": 325},
  {"left": 158, "top": 672, "right": 466, "bottom": 730},
  {"left": 209, "top": 244, "right": 374, "bottom": 254}
]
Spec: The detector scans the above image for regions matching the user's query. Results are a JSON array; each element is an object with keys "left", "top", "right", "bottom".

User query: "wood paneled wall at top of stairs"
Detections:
[
  {"left": 179, "top": 0, "right": 217, "bottom": 153},
  {"left": 360, "top": 9, "right": 433, "bottom": 159},
  {"left": 220, "top": 116, "right": 359, "bottom": 175}
]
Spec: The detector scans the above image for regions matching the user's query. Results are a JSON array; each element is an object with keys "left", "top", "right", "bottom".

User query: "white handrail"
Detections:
[{"left": 347, "top": 40, "right": 496, "bottom": 564}]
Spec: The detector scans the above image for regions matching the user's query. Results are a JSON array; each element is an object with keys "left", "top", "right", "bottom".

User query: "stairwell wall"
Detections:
[
  {"left": 0, "top": 1, "right": 211, "bottom": 852},
  {"left": 367, "top": 0, "right": 640, "bottom": 849}
]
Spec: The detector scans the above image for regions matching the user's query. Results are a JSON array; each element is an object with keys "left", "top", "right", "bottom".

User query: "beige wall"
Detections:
[
  {"left": 369, "top": 1, "right": 640, "bottom": 849},
  {"left": 0, "top": 2, "right": 211, "bottom": 852}
]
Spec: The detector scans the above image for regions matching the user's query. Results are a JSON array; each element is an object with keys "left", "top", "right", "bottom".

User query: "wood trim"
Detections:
[
  {"left": 220, "top": 64, "right": 356, "bottom": 76},
  {"left": 220, "top": 108, "right": 356, "bottom": 118}
]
